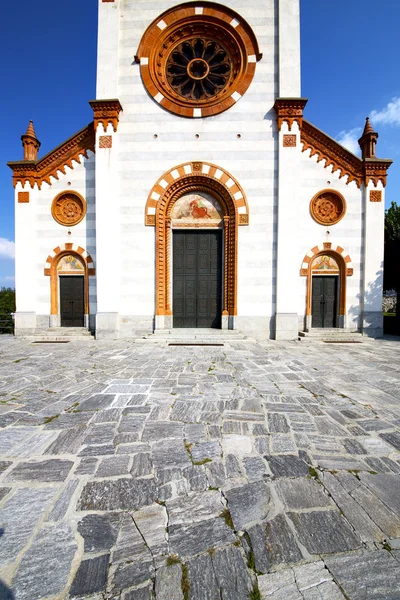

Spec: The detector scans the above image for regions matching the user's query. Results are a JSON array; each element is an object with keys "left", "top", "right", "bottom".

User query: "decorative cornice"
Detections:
[
  {"left": 273, "top": 98, "right": 308, "bottom": 131},
  {"left": 8, "top": 123, "right": 95, "bottom": 189},
  {"left": 301, "top": 120, "right": 392, "bottom": 188},
  {"left": 301, "top": 120, "right": 364, "bottom": 188},
  {"left": 89, "top": 99, "right": 123, "bottom": 132},
  {"left": 363, "top": 158, "right": 393, "bottom": 188}
]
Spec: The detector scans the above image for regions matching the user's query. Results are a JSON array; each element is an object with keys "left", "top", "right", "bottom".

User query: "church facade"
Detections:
[{"left": 8, "top": 0, "right": 392, "bottom": 340}]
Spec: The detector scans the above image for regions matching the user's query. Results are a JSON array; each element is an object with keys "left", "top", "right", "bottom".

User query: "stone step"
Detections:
[
  {"left": 152, "top": 328, "right": 246, "bottom": 337},
  {"left": 299, "top": 328, "right": 359, "bottom": 336},
  {"left": 298, "top": 329, "right": 364, "bottom": 343},
  {"left": 23, "top": 328, "right": 95, "bottom": 342}
]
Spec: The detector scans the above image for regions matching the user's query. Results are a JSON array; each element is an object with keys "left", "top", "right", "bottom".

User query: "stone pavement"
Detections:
[{"left": 0, "top": 335, "right": 400, "bottom": 600}]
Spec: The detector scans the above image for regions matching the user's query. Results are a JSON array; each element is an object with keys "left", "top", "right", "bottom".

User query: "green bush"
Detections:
[{"left": 0, "top": 288, "right": 15, "bottom": 333}]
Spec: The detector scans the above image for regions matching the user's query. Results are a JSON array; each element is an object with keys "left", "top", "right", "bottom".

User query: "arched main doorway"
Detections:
[{"left": 145, "top": 162, "right": 249, "bottom": 329}]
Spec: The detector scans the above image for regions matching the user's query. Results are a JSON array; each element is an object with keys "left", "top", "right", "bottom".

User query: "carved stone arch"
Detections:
[
  {"left": 300, "top": 243, "right": 353, "bottom": 319},
  {"left": 149, "top": 164, "right": 245, "bottom": 321},
  {"left": 44, "top": 244, "right": 95, "bottom": 317},
  {"left": 145, "top": 161, "right": 249, "bottom": 226}
]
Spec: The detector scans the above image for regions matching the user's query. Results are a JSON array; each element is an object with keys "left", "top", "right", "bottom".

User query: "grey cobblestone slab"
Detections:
[
  {"left": 47, "top": 478, "right": 79, "bottom": 522},
  {"left": 321, "top": 472, "right": 386, "bottom": 542},
  {"left": 44, "top": 426, "right": 87, "bottom": 455},
  {"left": 225, "top": 481, "right": 270, "bottom": 530},
  {"left": 70, "top": 554, "right": 110, "bottom": 597},
  {"left": 275, "top": 477, "right": 334, "bottom": 510},
  {"left": 155, "top": 564, "right": 184, "bottom": 600},
  {"left": 359, "top": 473, "right": 400, "bottom": 516},
  {"left": 4, "top": 458, "right": 73, "bottom": 482},
  {"left": 288, "top": 510, "right": 362, "bottom": 554},
  {"left": 169, "top": 517, "right": 236, "bottom": 557},
  {"left": 266, "top": 455, "right": 309, "bottom": 478},
  {"left": 325, "top": 550, "right": 400, "bottom": 599},
  {"left": 0, "top": 487, "right": 56, "bottom": 564},
  {"left": 11, "top": 523, "right": 76, "bottom": 600},
  {"left": 167, "top": 490, "right": 224, "bottom": 526},
  {"left": 77, "top": 478, "right": 156, "bottom": 511}
]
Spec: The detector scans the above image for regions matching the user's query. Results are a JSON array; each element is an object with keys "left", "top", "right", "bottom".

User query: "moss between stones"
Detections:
[
  {"left": 220, "top": 508, "right": 234, "bottom": 530},
  {"left": 181, "top": 563, "right": 190, "bottom": 600},
  {"left": 249, "top": 582, "right": 261, "bottom": 600}
]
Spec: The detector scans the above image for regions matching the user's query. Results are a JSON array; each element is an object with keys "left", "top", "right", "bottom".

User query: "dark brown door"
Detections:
[
  {"left": 312, "top": 276, "right": 338, "bottom": 328},
  {"left": 60, "top": 276, "right": 84, "bottom": 327},
  {"left": 173, "top": 231, "right": 222, "bottom": 328}
]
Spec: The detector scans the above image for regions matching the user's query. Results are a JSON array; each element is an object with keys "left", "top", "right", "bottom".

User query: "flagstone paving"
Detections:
[{"left": 0, "top": 335, "right": 399, "bottom": 599}]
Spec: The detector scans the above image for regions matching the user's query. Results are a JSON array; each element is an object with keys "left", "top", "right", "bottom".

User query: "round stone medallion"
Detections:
[
  {"left": 310, "top": 190, "right": 346, "bottom": 226},
  {"left": 52, "top": 191, "right": 86, "bottom": 227}
]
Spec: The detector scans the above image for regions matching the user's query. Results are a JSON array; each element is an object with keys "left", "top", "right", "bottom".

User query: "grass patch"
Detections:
[
  {"left": 247, "top": 548, "right": 256, "bottom": 572},
  {"left": 249, "top": 582, "right": 261, "bottom": 600},
  {"left": 43, "top": 414, "right": 60, "bottom": 424},
  {"left": 308, "top": 466, "right": 320, "bottom": 481},
  {"left": 220, "top": 508, "right": 234, "bottom": 530},
  {"left": 184, "top": 440, "right": 193, "bottom": 455},
  {"left": 181, "top": 563, "right": 190, "bottom": 600},
  {"left": 382, "top": 541, "right": 392, "bottom": 552},
  {"left": 348, "top": 469, "right": 361, "bottom": 480},
  {"left": 166, "top": 554, "right": 181, "bottom": 566},
  {"left": 193, "top": 458, "right": 212, "bottom": 466}
]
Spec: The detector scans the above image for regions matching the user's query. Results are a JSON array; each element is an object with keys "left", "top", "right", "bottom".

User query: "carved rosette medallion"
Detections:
[
  {"left": 136, "top": 3, "right": 261, "bottom": 118},
  {"left": 310, "top": 189, "right": 346, "bottom": 226},
  {"left": 51, "top": 191, "right": 86, "bottom": 227}
]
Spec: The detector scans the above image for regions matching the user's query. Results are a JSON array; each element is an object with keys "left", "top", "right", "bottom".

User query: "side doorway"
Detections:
[
  {"left": 311, "top": 275, "right": 338, "bottom": 328},
  {"left": 60, "top": 276, "right": 85, "bottom": 327}
]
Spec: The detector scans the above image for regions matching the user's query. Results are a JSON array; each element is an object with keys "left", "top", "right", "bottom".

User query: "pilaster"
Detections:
[
  {"left": 97, "top": 0, "right": 120, "bottom": 99},
  {"left": 274, "top": 99, "right": 307, "bottom": 340},
  {"left": 14, "top": 184, "right": 38, "bottom": 335},
  {"left": 278, "top": 0, "right": 301, "bottom": 97},
  {"left": 92, "top": 100, "right": 123, "bottom": 339},
  {"left": 362, "top": 182, "right": 385, "bottom": 337}
]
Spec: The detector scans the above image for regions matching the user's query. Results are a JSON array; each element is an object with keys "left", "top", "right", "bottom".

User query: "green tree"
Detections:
[
  {"left": 384, "top": 202, "right": 400, "bottom": 332},
  {"left": 0, "top": 288, "right": 15, "bottom": 333}
]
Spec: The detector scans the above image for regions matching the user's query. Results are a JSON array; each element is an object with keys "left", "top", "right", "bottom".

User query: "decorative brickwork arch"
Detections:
[
  {"left": 148, "top": 163, "right": 247, "bottom": 320},
  {"left": 300, "top": 243, "right": 353, "bottom": 318},
  {"left": 44, "top": 244, "right": 95, "bottom": 316},
  {"left": 145, "top": 162, "right": 249, "bottom": 226}
]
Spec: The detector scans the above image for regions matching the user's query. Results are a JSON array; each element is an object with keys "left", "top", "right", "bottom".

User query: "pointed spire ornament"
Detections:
[
  {"left": 358, "top": 117, "right": 378, "bottom": 159},
  {"left": 21, "top": 120, "right": 41, "bottom": 161}
]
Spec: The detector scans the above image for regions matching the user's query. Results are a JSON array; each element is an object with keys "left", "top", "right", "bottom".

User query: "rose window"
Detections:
[
  {"left": 166, "top": 38, "right": 232, "bottom": 101},
  {"left": 310, "top": 190, "right": 346, "bottom": 226},
  {"left": 136, "top": 2, "right": 261, "bottom": 118},
  {"left": 52, "top": 192, "right": 86, "bottom": 226}
]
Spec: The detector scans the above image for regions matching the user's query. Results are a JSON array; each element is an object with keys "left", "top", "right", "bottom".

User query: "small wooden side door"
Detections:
[{"left": 60, "top": 276, "right": 84, "bottom": 327}]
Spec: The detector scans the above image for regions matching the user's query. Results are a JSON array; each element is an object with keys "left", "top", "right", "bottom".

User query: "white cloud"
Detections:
[
  {"left": 0, "top": 238, "right": 15, "bottom": 260},
  {"left": 336, "top": 127, "right": 362, "bottom": 155},
  {"left": 370, "top": 97, "right": 400, "bottom": 126}
]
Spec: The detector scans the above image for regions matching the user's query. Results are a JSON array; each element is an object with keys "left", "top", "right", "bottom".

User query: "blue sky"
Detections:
[{"left": 1, "top": 0, "right": 399, "bottom": 286}]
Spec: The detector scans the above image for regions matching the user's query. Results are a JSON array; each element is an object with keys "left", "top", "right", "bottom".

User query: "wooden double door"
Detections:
[
  {"left": 311, "top": 275, "right": 338, "bottom": 328},
  {"left": 60, "top": 276, "right": 84, "bottom": 327},
  {"left": 173, "top": 231, "right": 222, "bottom": 328}
]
